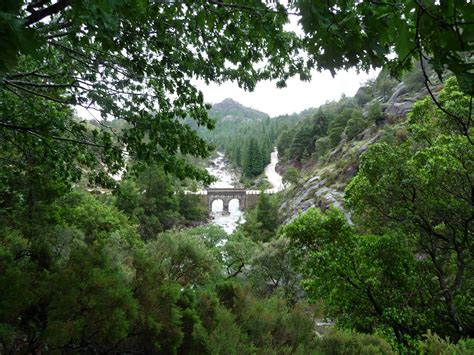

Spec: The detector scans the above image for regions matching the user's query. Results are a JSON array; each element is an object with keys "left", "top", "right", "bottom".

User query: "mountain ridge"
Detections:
[{"left": 209, "top": 98, "right": 269, "bottom": 122}]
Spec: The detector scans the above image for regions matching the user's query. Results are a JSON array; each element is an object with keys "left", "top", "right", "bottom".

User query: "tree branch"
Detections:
[
  {"left": 0, "top": 121, "right": 108, "bottom": 148},
  {"left": 226, "top": 262, "right": 245, "bottom": 279},
  {"left": 414, "top": 5, "right": 474, "bottom": 145},
  {"left": 25, "top": 0, "right": 71, "bottom": 26}
]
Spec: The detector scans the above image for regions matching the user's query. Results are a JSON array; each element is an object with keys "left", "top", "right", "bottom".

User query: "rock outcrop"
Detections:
[{"left": 281, "top": 176, "right": 352, "bottom": 225}]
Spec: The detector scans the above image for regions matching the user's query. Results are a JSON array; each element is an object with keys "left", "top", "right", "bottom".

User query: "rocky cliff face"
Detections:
[
  {"left": 279, "top": 77, "right": 435, "bottom": 224},
  {"left": 280, "top": 175, "right": 351, "bottom": 225}
]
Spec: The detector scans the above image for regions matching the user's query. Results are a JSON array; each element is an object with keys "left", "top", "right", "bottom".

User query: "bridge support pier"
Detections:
[{"left": 222, "top": 200, "right": 229, "bottom": 214}]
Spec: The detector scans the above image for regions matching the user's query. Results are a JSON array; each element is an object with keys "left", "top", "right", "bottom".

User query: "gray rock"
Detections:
[
  {"left": 358, "top": 143, "right": 369, "bottom": 155},
  {"left": 358, "top": 134, "right": 380, "bottom": 156},
  {"left": 383, "top": 82, "right": 420, "bottom": 118},
  {"left": 304, "top": 175, "right": 320, "bottom": 187},
  {"left": 283, "top": 178, "right": 354, "bottom": 226},
  {"left": 315, "top": 187, "right": 331, "bottom": 197},
  {"left": 386, "top": 82, "right": 407, "bottom": 105},
  {"left": 278, "top": 200, "right": 288, "bottom": 214},
  {"left": 343, "top": 164, "right": 357, "bottom": 179},
  {"left": 292, "top": 178, "right": 328, "bottom": 207},
  {"left": 387, "top": 100, "right": 414, "bottom": 117},
  {"left": 299, "top": 199, "right": 315, "bottom": 212}
]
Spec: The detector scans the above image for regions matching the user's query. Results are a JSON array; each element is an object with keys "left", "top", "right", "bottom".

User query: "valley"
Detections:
[{"left": 1, "top": 2, "right": 472, "bottom": 352}]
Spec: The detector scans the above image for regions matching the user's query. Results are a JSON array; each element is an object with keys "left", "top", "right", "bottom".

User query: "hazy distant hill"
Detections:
[{"left": 209, "top": 98, "right": 269, "bottom": 121}]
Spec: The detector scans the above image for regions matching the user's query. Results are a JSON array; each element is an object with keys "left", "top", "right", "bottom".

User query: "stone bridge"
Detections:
[{"left": 190, "top": 188, "right": 262, "bottom": 213}]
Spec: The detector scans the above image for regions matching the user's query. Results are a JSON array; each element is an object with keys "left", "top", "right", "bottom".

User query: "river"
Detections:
[
  {"left": 264, "top": 150, "right": 284, "bottom": 193},
  {"left": 207, "top": 149, "right": 283, "bottom": 234}
]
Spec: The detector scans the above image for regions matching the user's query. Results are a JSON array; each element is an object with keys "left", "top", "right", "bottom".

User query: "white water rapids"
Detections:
[{"left": 207, "top": 149, "right": 283, "bottom": 234}]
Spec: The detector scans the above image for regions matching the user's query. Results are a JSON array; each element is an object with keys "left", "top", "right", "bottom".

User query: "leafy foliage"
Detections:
[
  {"left": 345, "top": 77, "right": 474, "bottom": 340},
  {"left": 344, "top": 109, "right": 367, "bottom": 140},
  {"left": 419, "top": 331, "right": 474, "bottom": 355},
  {"left": 115, "top": 165, "right": 207, "bottom": 239},
  {"left": 1, "top": 0, "right": 310, "bottom": 184},
  {"left": 248, "top": 236, "right": 302, "bottom": 303},
  {"left": 295, "top": 0, "right": 474, "bottom": 94},
  {"left": 0, "top": 187, "right": 324, "bottom": 354},
  {"left": 241, "top": 192, "right": 279, "bottom": 242},
  {"left": 286, "top": 208, "right": 435, "bottom": 345},
  {"left": 286, "top": 78, "right": 474, "bottom": 349},
  {"left": 283, "top": 166, "right": 300, "bottom": 186},
  {"left": 315, "top": 329, "right": 394, "bottom": 355},
  {"left": 1, "top": 1, "right": 473, "bottom": 353},
  {"left": 367, "top": 101, "right": 383, "bottom": 125}
]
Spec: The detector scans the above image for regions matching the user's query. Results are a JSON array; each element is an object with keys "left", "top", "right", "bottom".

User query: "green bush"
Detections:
[
  {"left": 283, "top": 167, "right": 300, "bottom": 186},
  {"left": 374, "top": 74, "right": 398, "bottom": 99},
  {"left": 367, "top": 101, "right": 383, "bottom": 125},
  {"left": 315, "top": 329, "right": 395, "bottom": 355},
  {"left": 344, "top": 111, "right": 367, "bottom": 140},
  {"left": 355, "top": 86, "right": 373, "bottom": 106},
  {"left": 205, "top": 306, "right": 254, "bottom": 355},
  {"left": 418, "top": 331, "right": 474, "bottom": 355},
  {"left": 402, "top": 62, "right": 426, "bottom": 92},
  {"left": 314, "top": 136, "right": 331, "bottom": 159}
]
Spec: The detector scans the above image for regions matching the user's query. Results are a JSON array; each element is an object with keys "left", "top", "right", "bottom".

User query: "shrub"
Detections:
[
  {"left": 402, "top": 62, "right": 426, "bottom": 92},
  {"left": 345, "top": 111, "right": 367, "bottom": 140},
  {"left": 315, "top": 329, "right": 395, "bottom": 355},
  {"left": 283, "top": 167, "right": 300, "bottom": 186},
  {"left": 418, "top": 331, "right": 474, "bottom": 355},
  {"left": 355, "top": 86, "right": 373, "bottom": 106},
  {"left": 367, "top": 101, "right": 383, "bottom": 125},
  {"left": 314, "top": 136, "right": 331, "bottom": 159},
  {"left": 372, "top": 69, "right": 399, "bottom": 99}
]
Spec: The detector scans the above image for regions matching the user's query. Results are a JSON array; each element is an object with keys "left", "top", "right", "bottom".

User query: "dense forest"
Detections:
[
  {"left": 1, "top": 1, "right": 473, "bottom": 354},
  {"left": 275, "top": 68, "right": 425, "bottom": 167},
  {"left": 194, "top": 99, "right": 277, "bottom": 180},
  {"left": 197, "top": 98, "right": 322, "bottom": 183}
]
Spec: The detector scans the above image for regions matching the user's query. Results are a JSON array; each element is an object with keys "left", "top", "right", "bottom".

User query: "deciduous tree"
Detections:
[{"left": 1, "top": 0, "right": 309, "bottom": 182}]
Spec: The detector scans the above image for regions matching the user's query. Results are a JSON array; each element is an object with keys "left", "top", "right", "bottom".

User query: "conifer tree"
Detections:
[{"left": 255, "top": 192, "right": 278, "bottom": 240}]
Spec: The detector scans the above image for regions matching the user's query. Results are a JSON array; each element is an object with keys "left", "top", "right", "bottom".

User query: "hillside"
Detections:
[{"left": 276, "top": 65, "right": 439, "bottom": 223}]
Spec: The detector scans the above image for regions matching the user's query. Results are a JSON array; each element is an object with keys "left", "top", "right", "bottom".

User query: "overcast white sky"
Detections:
[
  {"left": 195, "top": 68, "right": 379, "bottom": 117},
  {"left": 195, "top": 9, "right": 379, "bottom": 118},
  {"left": 77, "top": 69, "right": 378, "bottom": 121}
]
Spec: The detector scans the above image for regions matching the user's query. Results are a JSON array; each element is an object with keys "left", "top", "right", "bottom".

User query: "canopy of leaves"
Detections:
[
  {"left": 0, "top": 0, "right": 309, "bottom": 184},
  {"left": 295, "top": 0, "right": 474, "bottom": 94}
]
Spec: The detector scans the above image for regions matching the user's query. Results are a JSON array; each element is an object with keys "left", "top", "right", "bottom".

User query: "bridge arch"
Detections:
[
  {"left": 228, "top": 198, "right": 241, "bottom": 212},
  {"left": 210, "top": 199, "right": 224, "bottom": 212}
]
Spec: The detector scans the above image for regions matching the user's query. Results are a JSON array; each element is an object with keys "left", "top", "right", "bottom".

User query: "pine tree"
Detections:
[
  {"left": 256, "top": 192, "right": 278, "bottom": 240},
  {"left": 243, "top": 138, "right": 264, "bottom": 177},
  {"left": 289, "top": 126, "right": 314, "bottom": 161},
  {"left": 276, "top": 129, "right": 294, "bottom": 158},
  {"left": 235, "top": 145, "right": 242, "bottom": 167},
  {"left": 243, "top": 139, "right": 253, "bottom": 177}
]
